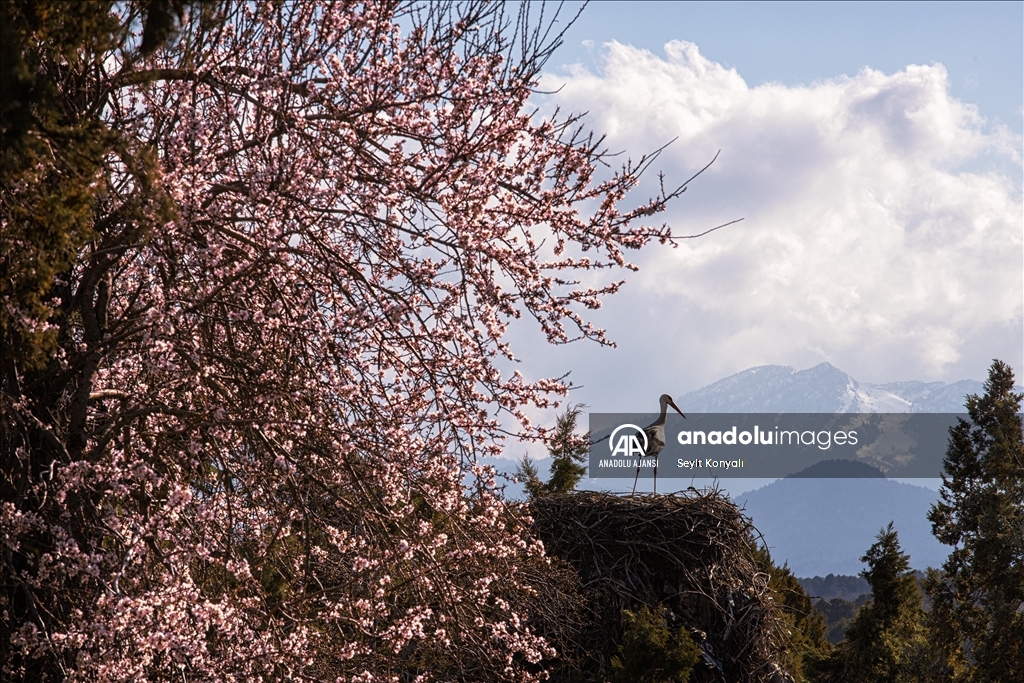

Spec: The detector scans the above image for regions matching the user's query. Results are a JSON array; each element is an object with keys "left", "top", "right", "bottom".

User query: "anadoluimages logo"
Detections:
[
  {"left": 591, "top": 413, "right": 965, "bottom": 478},
  {"left": 609, "top": 424, "right": 648, "bottom": 457}
]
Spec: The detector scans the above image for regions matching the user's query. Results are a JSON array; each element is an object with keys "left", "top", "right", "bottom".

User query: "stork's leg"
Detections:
[
  {"left": 631, "top": 462, "right": 641, "bottom": 496},
  {"left": 653, "top": 460, "right": 658, "bottom": 495}
]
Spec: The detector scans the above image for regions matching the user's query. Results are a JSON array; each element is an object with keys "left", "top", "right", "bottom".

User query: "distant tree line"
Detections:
[{"left": 798, "top": 574, "right": 870, "bottom": 603}]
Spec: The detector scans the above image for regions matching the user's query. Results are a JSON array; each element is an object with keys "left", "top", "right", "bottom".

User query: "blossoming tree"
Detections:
[{"left": 2, "top": 2, "right": 693, "bottom": 680}]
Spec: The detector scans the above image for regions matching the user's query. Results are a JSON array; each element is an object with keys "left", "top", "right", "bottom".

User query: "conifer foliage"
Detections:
[
  {"left": 516, "top": 403, "right": 589, "bottom": 498},
  {"left": 609, "top": 604, "right": 699, "bottom": 683},
  {"left": 924, "top": 359, "right": 1024, "bottom": 682},
  {"left": 1, "top": 2, "right": 692, "bottom": 680},
  {"left": 814, "top": 523, "right": 926, "bottom": 683}
]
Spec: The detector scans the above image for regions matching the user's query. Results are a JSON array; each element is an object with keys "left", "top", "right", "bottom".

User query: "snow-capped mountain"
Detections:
[{"left": 675, "top": 362, "right": 988, "bottom": 413}]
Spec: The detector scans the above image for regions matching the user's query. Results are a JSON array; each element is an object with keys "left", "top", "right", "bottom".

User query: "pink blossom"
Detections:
[{"left": 4, "top": 2, "right": 687, "bottom": 681}]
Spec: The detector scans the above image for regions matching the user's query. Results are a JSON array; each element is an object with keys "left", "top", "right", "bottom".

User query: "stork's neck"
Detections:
[{"left": 655, "top": 400, "right": 669, "bottom": 425}]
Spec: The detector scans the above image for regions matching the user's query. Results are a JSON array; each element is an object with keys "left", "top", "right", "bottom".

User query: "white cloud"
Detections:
[{"left": 532, "top": 40, "right": 1022, "bottom": 392}]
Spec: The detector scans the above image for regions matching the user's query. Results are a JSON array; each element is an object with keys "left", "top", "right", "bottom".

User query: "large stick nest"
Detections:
[{"left": 529, "top": 489, "right": 792, "bottom": 682}]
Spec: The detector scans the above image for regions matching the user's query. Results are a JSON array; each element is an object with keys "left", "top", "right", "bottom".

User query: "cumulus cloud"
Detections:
[{"left": 530, "top": 40, "right": 1022, "bottom": 397}]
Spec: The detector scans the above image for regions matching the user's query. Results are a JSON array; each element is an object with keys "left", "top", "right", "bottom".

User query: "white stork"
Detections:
[{"left": 631, "top": 393, "right": 686, "bottom": 496}]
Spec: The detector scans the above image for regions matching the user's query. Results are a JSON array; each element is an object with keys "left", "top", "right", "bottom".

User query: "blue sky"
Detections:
[
  {"left": 552, "top": 2, "right": 1022, "bottom": 140},
  {"left": 503, "top": 1, "right": 1023, "bottom": 422}
]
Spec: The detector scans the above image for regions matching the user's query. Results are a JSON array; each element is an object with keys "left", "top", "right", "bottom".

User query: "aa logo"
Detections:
[{"left": 609, "top": 424, "right": 648, "bottom": 457}]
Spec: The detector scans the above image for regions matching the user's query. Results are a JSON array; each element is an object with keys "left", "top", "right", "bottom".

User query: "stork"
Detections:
[{"left": 631, "top": 393, "right": 686, "bottom": 496}]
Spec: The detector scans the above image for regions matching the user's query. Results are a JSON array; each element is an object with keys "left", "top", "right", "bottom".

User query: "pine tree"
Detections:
[
  {"left": 516, "top": 404, "right": 589, "bottom": 497},
  {"left": 924, "top": 359, "right": 1024, "bottom": 682},
  {"left": 516, "top": 455, "right": 547, "bottom": 500},
  {"left": 814, "top": 523, "right": 926, "bottom": 683},
  {"left": 545, "top": 404, "right": 589, "bottom": 493}
]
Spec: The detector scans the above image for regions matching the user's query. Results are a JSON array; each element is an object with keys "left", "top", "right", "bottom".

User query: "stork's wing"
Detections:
[{"left": 643, "top": 423, "right": 668, "bottom": 455}]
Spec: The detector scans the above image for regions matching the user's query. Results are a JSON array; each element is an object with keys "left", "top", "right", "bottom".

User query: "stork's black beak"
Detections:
[{"left": 670, "top": 400, "right": 685, "bottom": 418}]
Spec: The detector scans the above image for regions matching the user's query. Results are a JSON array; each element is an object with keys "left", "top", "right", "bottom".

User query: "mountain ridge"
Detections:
[
  {"left": 664, "top": 361, "right": 1018, "bottom": 574},
  {"left": 675, "top": 361, "right": 1005, "bottom": 413}
]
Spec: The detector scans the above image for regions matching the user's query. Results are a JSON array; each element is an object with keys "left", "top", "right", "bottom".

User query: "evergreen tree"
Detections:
[
  {"left": 610, "top": 604, "right": 699, "bottom": 683},
  {"left": 1, "top": 0, "right": 198, "bottom": 371},
  {"left": 545, "top": 403, "right": 589, "bottom": 493},
  {"left": 924, "top": 359, "right": 1024, "bottom": 682},
  {"left": 517, "top": 404, "right": 589, "bottom": 497},
  {"left": 1, "top": 0, "right": 122, "bottom": 371},
  {"left": 516, "top": 454, "right": 548, "bottom": 500},
  {"left": 814, "top": 523, "right": 926, "bottom": 683}
]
